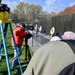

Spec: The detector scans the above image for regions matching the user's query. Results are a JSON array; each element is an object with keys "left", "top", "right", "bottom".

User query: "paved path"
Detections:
[{"left": 28, "top": 32, "right": 50, "bottom": 52}]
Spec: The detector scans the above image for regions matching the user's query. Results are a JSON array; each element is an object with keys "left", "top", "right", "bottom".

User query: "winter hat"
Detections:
[{"left": 62, "top": 31, "right": 75, "bottom": 40}]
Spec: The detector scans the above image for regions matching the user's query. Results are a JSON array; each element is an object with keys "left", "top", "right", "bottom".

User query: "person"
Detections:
[
  {"left": 23, "top": 31, "right": 75, "bottom": 75},
  {"left": 34, "top": 24, "right": 38, "bottom": 36},
  {"left": 11, "top": 22, "right": 29, "bottom": 70}
]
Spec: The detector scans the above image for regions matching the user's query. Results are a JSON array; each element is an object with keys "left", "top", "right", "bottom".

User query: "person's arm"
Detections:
[
  {"left": 15, "top": 27, "right": 28, "bottom": 37},
  {"left": 17, "top": 31, "right": 28, "bottom": 37}
]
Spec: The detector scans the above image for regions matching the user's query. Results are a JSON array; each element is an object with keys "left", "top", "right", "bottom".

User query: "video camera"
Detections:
[
  {"left": 0, "top": 4, "right": 10, "bottom": 21},
  {"left": 25, "top": 32, "right": 33, "bottom": 40},
  {"left": 24, "top": 32, "right": 33, "bottom": 46},
  {"left": 0, "top": 4, "right": 10, "bottom": 13}
]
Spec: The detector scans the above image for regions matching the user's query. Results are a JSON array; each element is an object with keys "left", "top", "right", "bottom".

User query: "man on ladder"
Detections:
[{"left": 11, "top": 22, "right": 29, "bottom": 71}]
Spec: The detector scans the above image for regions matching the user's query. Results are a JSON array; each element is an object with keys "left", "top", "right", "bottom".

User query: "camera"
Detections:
[{"left": 25, "top": 33, "right": 33, "bottom": 40}]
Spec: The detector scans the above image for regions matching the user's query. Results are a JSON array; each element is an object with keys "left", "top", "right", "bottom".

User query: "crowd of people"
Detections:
[
  {"left": 22, "top": 31, "right": 75, "bottom": 75},
  {"left": 1, "top": 21, "right": 75, "bottom": 75},
  {"left": 11, "top": 22, "right": 75, "bottom": 74}
]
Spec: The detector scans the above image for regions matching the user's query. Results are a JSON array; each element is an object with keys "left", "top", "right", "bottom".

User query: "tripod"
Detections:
[{"left": 24, "top": 37, "right": 31, "bottom": 61}]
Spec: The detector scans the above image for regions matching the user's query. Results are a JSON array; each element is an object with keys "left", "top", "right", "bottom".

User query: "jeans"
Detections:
[
  {"left": 0, "top": 47, "right": 3, "bottom": 60},
  {"left": 11, "top": 46, "right": 21, "bottom": 70}
]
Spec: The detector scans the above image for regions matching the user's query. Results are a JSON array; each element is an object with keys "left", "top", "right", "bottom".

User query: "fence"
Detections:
[{"left": 40, "top": 13, "right": 75, "bottom": 36}]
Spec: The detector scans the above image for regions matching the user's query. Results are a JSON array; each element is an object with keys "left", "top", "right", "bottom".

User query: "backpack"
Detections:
[{"left": 59, "top": 40, "right": 75, "bottom": 75}]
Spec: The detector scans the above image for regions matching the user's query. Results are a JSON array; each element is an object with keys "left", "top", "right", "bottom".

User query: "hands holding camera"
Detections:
[{"left": 25, "top": 30, "right": 33, "bottom": 39}]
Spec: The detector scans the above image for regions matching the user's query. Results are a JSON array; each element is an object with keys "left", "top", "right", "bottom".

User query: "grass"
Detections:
[
  {"left": 0, "top": 46, "right": 34, "bottom": 75},
  {"left": 0, "top": 23, "right": 34, "bottom": 75}
]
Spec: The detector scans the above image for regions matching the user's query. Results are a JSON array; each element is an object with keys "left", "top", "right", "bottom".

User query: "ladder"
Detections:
[{"left": 0, "top": 20, "right": 23, "bottom": 75}]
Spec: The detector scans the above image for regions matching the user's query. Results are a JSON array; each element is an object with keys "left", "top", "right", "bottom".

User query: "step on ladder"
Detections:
[{"left": 0, "top": 20, "right": 23, "bottom": 75}]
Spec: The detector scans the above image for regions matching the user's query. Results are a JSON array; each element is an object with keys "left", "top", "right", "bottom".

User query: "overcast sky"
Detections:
[{"left": 2, "top": 0, "right": 75, "bottom": 13}]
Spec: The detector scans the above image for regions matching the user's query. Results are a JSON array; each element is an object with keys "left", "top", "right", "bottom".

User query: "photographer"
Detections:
[{"left": 11, "top": 22, "right": 29, "bottom": 70}]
